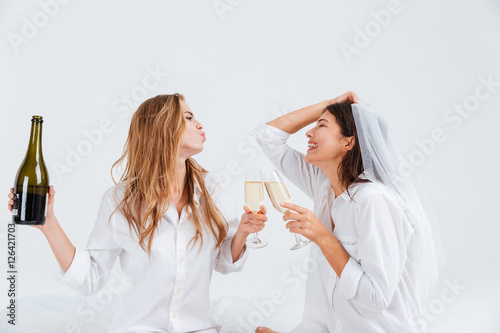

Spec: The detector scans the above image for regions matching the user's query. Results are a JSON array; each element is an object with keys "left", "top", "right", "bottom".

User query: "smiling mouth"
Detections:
[{"left": 307, "top": 143, "right": 318, "bottom": 152}]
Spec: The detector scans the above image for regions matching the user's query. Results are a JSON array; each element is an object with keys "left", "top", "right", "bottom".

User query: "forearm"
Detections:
[
  {"left": 230, "top": 227, "right": 250, "bottom": 263},
  {"left": 266, "top": 100, "right": 332, "bottom": 134},
  {"left": 41, "top": 220, "right": 76, "bottom": 273},
  {"left": 317, "top": 233, "right": 350, "bottom": 278}
]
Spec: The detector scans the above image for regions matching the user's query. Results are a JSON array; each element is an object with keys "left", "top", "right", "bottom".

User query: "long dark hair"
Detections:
[{"left": 323, "top": 102, "right": 371, "bottom": 199}]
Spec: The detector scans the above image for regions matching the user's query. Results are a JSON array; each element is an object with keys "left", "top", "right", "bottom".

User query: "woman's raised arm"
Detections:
[{"left": 266, "top": 91, "right": 360, "bottom": 134}]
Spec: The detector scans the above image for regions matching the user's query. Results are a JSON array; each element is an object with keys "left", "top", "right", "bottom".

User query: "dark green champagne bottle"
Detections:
[{"left": 12, "top": 116, "right": 49, "bottom": 225}]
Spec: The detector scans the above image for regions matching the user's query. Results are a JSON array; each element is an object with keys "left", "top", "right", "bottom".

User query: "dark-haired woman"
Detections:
[{"left": 254, "top": 92, "right": 437, "bottom": 333}]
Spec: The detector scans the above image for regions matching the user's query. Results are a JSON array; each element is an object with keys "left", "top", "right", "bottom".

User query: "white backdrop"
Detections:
[{"left": 1, "top": 0, "right": 499, "bottom": 332}]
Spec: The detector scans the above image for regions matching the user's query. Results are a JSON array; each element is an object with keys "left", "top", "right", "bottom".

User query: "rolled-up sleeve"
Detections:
[
  {"left": 337, "top": 193, "right": 414, "bottom": 312},
  {"left": 55, "top": 190, "right": 123, "bottom": 296},
  {"left": 251, "top": 123, "right": 324, "bottom": 200},
  {"left": 216, "top": 235, "right": 248, "bottom": 274},
  {"left": 212, "top": 174, "right": 249, "bottom": 274}
]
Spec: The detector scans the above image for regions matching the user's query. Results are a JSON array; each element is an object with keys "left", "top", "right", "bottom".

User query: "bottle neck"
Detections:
[{"left": 26, "top": 120, "right": 43, "bottom": 160}]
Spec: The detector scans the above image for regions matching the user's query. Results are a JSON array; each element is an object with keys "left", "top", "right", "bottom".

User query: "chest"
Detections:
[
  {"left": 172, "top": 195, "right": 187, "bottom": 219},
  {"left": 314, "top": 192, "right": 360, "bottom": 259},
  {"left": 330, "top": 203, "right": 358, "bottom": 239},
  {"left": 118, "top": 205, "right": 218, "bottom": 274},
  {"left": 314, "top": 190, "right": 359, "bottom": 237}
]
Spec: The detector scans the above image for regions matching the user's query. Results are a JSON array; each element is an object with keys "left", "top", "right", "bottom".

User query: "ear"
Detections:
[{"left": 344, "top": 136, "right": 355, "bottom": 151}]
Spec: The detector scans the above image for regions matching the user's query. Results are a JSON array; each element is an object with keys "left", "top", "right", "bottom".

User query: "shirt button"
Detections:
[
  {"left": 178, "top": 226, "right": 182, "bottom": 231},
  {"left": 176, "top": 287, "right": 182, "bottom": 292},
  {"left": 171, "top": 313, "right": 177, "bottom": 319},
  {"left": 178, "top": 258, "right": 184, "bottom": 263}
]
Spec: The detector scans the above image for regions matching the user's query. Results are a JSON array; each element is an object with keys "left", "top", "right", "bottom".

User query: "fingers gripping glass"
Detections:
[
  {"left": 263, "top": 170, "right": 311, "bottom": 251},
  {"left": 245, "top": 169, "right": 267, "bottom": 249}
]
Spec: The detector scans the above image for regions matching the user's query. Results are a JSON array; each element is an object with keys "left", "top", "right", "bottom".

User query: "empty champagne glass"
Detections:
[
  {"left": 263, "top": 169, "right": 311, "bottom": 251},
  {"left": 245, "top": 169, "right": 267, "bottom": 248}
]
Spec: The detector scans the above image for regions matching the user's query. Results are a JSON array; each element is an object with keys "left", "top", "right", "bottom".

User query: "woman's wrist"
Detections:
[
  {"left": 230, "top": 226, "right": 249, "bottom": 263},
  {"left": 235, "top": 225, "right": 251, "bottom": 239},
  {"left": 316, "top": 232, "right": 337, "bottom": 251},
  {"left": 40, "top": 217, "right": 60, "bottom": 237}
]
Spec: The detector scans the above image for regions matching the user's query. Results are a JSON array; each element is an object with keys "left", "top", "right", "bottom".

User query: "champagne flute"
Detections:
[
  {"left": 263, "top": 170, "right": 311, "bottom": 251},
  {"left": 245, "top": 169, "right": 267, "bottom": 248}
]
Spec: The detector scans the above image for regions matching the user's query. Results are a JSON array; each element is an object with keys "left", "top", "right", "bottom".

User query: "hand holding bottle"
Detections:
[
  {"left": 6, "top": 116, "right": 76, "bottom": 272},
  {"left": 7, "top": 185, "right": 76, "bottom": 273},
  {"left": 8, "top": 185, "right": 59, "bottom": 234}
]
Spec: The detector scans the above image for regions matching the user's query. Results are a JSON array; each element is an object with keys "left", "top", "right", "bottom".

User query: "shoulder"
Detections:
[
  {"left": 203, "top": 170, "right": 227, "bottom": 187},
  {"left": 101, "top": 182, "right": 127, "bottom": 208},
  {"left": 352, "top": 181, "right": 414, "bottom": 238},
  {"left": 201, "top": 170, "right": 236, "bottom": 216},
  {"left": 201, "top": 170, "right": 229, "bottom": 194},
  {"left": 196, "top": 170, "right": 233, "bottom": 203},
  {"left": 352, "top": 181, "right": 402, "bottom": 209}
]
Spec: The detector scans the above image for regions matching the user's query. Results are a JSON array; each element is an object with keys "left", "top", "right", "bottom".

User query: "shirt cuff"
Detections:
[
  {"left": 217, "top": 238, "right": 249, "bottom": 274},
  {"left": 54, "top": 247, "right": 89, "bottom": 288},
  {"left": 338, "top": 257, "right": 364, "bottom": 299},
  {"left": 252, "top": 123, "right": 291, "bottom": 142}
]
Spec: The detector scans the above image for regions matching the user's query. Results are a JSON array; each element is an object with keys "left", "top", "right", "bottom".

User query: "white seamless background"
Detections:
[{"left": 0, "top": 0, "right": 499, "bottom": 332}]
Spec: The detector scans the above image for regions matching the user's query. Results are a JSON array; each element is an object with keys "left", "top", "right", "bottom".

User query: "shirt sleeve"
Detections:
[
  {"left": 251, "top": 123, "right": 325, "bottom": 200},
  {"left": 337, "top": 192, "right": 415, "bottom": 312},
  {"left": 55, "top": 189, "right": 123, "bottom": 296},
  {"left": 212, "top": 173, "right": 249, "bottom": 274}
]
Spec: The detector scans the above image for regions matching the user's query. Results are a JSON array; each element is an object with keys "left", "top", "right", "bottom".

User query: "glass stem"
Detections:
[{"left": 294, "top": 234, "right": 302, "bottom": 243}]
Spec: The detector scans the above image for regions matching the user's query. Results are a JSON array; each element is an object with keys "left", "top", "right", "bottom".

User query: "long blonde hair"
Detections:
[{"left": 111, "top": 94, "right": 228, "bottom": 256}]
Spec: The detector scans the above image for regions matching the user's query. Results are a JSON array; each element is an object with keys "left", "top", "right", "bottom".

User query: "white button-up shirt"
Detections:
[
  {"left": 253, "top": 124, "right": 423, "bottom": 333},
  {"left": 56, "top": 172, "right": 248, "bottom": 333}
]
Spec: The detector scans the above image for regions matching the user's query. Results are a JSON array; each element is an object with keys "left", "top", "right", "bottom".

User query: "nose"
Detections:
[
  {"left": 197, "top": 121, "right": 203, "bottom": 130},
  {"left": 306, "top": 129, "right": 313, "bottom": 138}
]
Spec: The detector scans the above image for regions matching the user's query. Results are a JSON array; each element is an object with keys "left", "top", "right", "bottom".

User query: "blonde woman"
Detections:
[
  {"left": 254, "top": 92, "right": 438, "bottom": 332},
  {"left": 7, "top": 94, "right": 267, "bottom": 333}
]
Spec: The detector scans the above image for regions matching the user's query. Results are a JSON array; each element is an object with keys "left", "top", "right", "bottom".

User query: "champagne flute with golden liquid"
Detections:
[
  {"left": 263, "top": 170, "right": 311, "bottom": 251},
  {"left": 245, "top": 169, "right": 267, "bottom": 248}
]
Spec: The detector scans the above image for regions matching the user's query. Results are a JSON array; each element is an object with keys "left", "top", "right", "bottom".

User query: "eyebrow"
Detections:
[
  {"left": 317, "top": 118, "right": 329, "bottom": 124},
  {"left": 184, "top": 111, "right": 194, "bottom": 117}
]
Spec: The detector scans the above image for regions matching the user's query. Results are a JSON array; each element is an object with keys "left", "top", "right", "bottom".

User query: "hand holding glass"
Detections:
[
  {"left": 244, "top": 169, "right": 267, "bottom": 248},
  {"left": 263, "top": 170, "right": 311, "bottom": 250}
]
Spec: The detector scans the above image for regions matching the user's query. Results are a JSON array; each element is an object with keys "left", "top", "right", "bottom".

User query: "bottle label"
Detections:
[{"left": 12, "top": 193, "right": 19, "bottom": 217}]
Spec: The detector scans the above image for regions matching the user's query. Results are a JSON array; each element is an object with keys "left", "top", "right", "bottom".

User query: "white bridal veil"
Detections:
[{"left": 351, "top": 101, "right": 441, "bottom": 302}]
